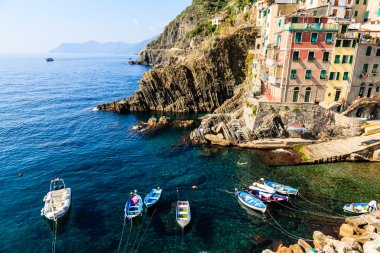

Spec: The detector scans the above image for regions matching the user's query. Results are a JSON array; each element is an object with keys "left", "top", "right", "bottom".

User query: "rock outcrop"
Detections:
[
  {"left": 97, "top": 27, "right": 256, "bottom": 113},
  {"left": 263, "top": 211, "right": 380, "bottom": 253},
  {"left": 133, "top": 116, "right": 195, "bottom": 133}
]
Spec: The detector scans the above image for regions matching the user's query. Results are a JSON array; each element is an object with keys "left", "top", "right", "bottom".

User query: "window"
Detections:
[
  {"left": 354, "top": 11, "right": 358, "bottom": 17},
  {"left": 315, "top": 18, "right": 320, "bottom": 23},
  {"left": 373, "top": 64, "right": 378, "bottom": 73},
  {"left": 363, "top": 64, "right": 369, "bottom": 73},
  {"left": 364, "top": 11, "right": 369, "bottom": 22},
  {"left": 342, "top": 55, "right": 349, "bottom": 64},
  {"left": 335, "top": 40, "right": 342, "bottom": 47},
  {"left": 355, "top": 0, "right": 359, "bottom": 3},
  {"left": 334, "top": 55, "right": 340, "bottom": 63},
  {"left": 263, "top": 10, "right": 267, "bottom": 17},
  {"left": 363, "top": 0, "right": 367, "bottom": 4},
  {"left": 376, "top": 49, "right": 380, "bottom": 56},
  {"left": 305, "top": 70, "right": 312, "bottom": 79},
  {"left": 342, "top": 40, "right": 351, "bottom": 47},
  {"left": 311, "top": 33, "right": 318, "bottom": 43},
  {"left": 326, "top": 33, "right": 333, "bottom": 43},
  {"left": 292, "top": 87, "right": 300, "bottom": 102},
  {"left": 323, "top": 52, "right": 330, "bottom": 62},
  {"left": 352, "top": 40, "right": 357, "bottom": 48},
  {"left": 336, "top": 72, "right": 340, "bottom": 80},
  {"left": 295, "top": 32, "right": 302, "bottom": 43},
  {"left": 359, "top": 83, "right": 365, "bottom": 97},
  {"left": 329, "top": 72, "right": 336, "bottom": 80},
  {"left": 308, "top": 51, "right": 315, "bottom": 61},
  {"left": 341, "top": 25, "right": 348, "bottom": 33},
  {"left": 313, "top": 11, "right": 317, "bottom": 16},
  {"left": 343, "top": 72, "right": 349, "bottom": 80},
  {"left": 366, "top": 46, "right": 372, "bottom": 56},
  {"left": 334, "top": 89, "right": 341, "bottom": 102},
  {"left": 349, "top": 55, "right": 353, "bottom": 64},
  {"left": 293, "top": 51, "right": 299, "bottom": 61},
  {"left": 291, "top": 69, "right": 297, "bottom": 79},
  {"left": 305, "top": 87, "right": 311, "bottom": 102},
  {"left": 292, "top": 17, "right": 298, "bottom": 23},
  {"left": 320, "top": 69, "right": 327, "bottom": 79}
]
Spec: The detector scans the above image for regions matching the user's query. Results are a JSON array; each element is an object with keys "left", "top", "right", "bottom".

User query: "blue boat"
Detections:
[
  {"left": 144, "top": 188, "right": 162, "bottom": 208},
  {"left": 125, "top": 191, "right": 143, "bottom": 220},
  {"left": 343, "top": 203, "right": 370, "bottom": 214},
  {"left": 237, "top": 191, "right": 266, "bottom": 213},
  {"left": 264, "top": 180, "right": 298, "bottom": 195}
]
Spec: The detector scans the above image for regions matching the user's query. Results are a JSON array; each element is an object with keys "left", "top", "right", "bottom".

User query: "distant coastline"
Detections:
[{"left": 49, "top": 37, "right": 156, "bottom": 55}]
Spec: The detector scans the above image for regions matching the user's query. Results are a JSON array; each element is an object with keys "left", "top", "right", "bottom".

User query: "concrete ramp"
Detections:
[{"left": 301, "top": 133, "right": 380, "bottom": 163}]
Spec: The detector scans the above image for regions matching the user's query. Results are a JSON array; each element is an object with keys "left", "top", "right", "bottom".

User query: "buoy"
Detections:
[
  {"left": 18, "top": 173, "right": 23, "bottom": 177},
  {"left": 192, "top": 185, "right": 198, "bottom": 190}
]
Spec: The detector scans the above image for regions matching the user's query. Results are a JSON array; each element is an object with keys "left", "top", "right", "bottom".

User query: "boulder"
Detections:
[
  {"left": 346, "top": 216, "right": 370, "bottom": 230},
  {"left": 340, "top": 223, "right": 355, "bottom": 238},
  {"left": 341, "top": 237, "right": 362, "bottom": 252},
  {"left": 356, "top": 231, "right": 380, "bottom": 244},
  {"left": 363, "top": 238, "right": 380, "bottom": 253},
  {"left": 204, "top": 134, "right": 231, "bottom": 146},
  {"left": 365, "top": 225, "right": 377, "bottom": 234},
  {"left": 276, "top": 245, "right": 291, "bottom": 253},
  {"left": 289, "top": 244, "right": 303, "bottom": 253},
  {"left": 297, "top": 239, "right": 312, "bottom": 252},
  {"left": 372, "top": 149, "right": 380, "bottom": 161},
  {"left": 262, "top": 250, "right": 275, "bottom": 253}
]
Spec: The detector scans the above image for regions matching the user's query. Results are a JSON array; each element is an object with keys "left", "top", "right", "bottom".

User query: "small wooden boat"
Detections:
[
  {"left": 41, "top": 178, "right": 71, "bottom": 220},
  {"left": 237, "top": 191, "right": 266, "bottom": 213},
  {"left": 176, "top": 201, "right": 191, "bottom": 229},
  {"left": 249, "top": 182, "right": 276, "bottom": 194},
  {"left": 248, "top": 189, "right": 288, "bottom": 203},
  {"left": 144, "top": 187, "right": 162, "bottom": 208},
  {"left": 125, "top": 191, "right": 143, "bottom": 220},
  {"left": 264, "top": 180, "right": 298, "bottom": 195},
  {"left": 45, "top": 58, "right": 54, "bottom": 62},
  {"left": 343, "top": 203, "right": 370, "bottom": 214}
]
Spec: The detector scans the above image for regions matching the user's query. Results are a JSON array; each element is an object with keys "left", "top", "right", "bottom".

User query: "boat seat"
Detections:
[
  {"left": 149, "top": 197, "right": 159, "bottom": 200},
  {"left": 179, "top": 218, "right": 188, "bottom": 220},
  {"left": 179, "top": 211, "right": 188, "bottom": 215},
  {"left": 128, "top": 210, "right": 140, "bottom": 213},
  {"left": 178, "top": 205, "right": 188, "bottom": 208}
]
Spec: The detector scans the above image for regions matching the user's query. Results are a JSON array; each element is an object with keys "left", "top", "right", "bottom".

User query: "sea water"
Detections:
[{"left": 0, "top": 55, "right": 379, "bottom": 253}]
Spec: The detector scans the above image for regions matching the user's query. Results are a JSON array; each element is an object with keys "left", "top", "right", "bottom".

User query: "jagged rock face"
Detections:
[{"left": 97, "top": 28, "right": 256, "bottom": 113}]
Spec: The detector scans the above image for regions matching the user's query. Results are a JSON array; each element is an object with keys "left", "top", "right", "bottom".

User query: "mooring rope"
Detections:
[
  {"left": 130, "top": 213, "right": 145, "bottom": 252},
  {"left": 275, "top": 200, "right": 345, "bottom": 220},
  {"left": 51, "top": 218, "right": 58, "bottom": 253},
  {"left": 134, "top": 204, "right": 159, "bottom": 253},
  {"left": 180, "top": 229, "right": 184, "bottom": 253},
  {"left": 266, "top": 209, "right": 314, "bottom": 242},
  {"left": 117, "top": 218, "right": 127, "bottom": 253},
  {"left": 122, "top": 220, "right": 133, "bottom": 253},
  {"left": 298, "top": 192, "right": 349, "bottom": 218}
]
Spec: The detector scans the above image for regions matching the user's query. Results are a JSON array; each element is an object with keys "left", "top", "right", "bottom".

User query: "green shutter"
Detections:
[
  {"left": 343, "top": 72, "right": 349, "bottom": 80},
  {"left": 291, "top": 69, "right": 297, "bottom": 79},
  {"left": 334, "top": 55, "right": 340, "bottom": 63},
  {"left": 329, "top": 72, "right": 335, "bottom": 80},
  {"left": 320, "top": 70, "right": 327, "bottom": 79},
  {"left": 349, "top": 55, "right": 353, "bottom": 63},
  {"left": 336, "top": 72, "right": 340, "bottom": 80},
  {"left": 306, "top": 70, "right": 312, "bottom": 79}
]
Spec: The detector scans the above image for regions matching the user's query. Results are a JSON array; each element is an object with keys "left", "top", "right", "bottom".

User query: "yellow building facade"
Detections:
[{"left": 324, "top": 25, "right": 358, "bottom": 110}]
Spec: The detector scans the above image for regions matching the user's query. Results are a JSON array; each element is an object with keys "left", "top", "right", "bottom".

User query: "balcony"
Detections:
[
  {"left": 338, "top": 31, "right": 359, "bottom": 39},
  {"left": 283, "top": 23, "right": 339, "bottom": 31},
  {"left": 266, "top": 59, "right": 276, "bottom": 66},
  {"left": 268, "top": 75, "right": 281, "bottom": 84}
]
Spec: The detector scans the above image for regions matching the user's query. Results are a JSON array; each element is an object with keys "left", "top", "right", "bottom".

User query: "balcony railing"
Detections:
[
  {"left": 283, "top": 23, "right": 339, "bottom": 31},
  {"left": 338, "top": 31, "right": 359, "bottom": 39}
]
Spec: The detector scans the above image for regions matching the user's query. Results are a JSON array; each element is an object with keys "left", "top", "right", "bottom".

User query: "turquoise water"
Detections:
[{"left": 0, "top": 55, "right": 379, "bottom": 253}]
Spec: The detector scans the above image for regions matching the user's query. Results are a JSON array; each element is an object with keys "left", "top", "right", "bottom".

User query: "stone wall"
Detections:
[{"left": 253, "top": 101, "right": 364, "bottom": 139}]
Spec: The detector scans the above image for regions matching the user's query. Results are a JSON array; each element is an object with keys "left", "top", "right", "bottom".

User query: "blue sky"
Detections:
[{"left": 0, "top": 0, "right": 191, "bottom": 53}]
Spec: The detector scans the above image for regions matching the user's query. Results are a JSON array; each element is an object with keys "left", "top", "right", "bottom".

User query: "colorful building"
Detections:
[
  {"left": 323, "top": 24, "right": 359, "bottom": 110},
  {"left": 266, "top": 15, "right": 338, "bottom": 102}
]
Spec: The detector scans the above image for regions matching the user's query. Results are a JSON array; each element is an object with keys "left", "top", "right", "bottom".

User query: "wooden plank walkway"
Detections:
[{"left": 301, "top": 133, "right": 380, "bottom": 162}]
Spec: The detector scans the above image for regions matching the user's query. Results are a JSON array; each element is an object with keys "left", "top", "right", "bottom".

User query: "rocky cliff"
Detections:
[{"left": 97, "top": 27, "right": 256, "bottom": 113}]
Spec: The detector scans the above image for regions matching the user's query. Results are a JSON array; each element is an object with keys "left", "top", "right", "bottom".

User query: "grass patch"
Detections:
[{"left": 292, "top": 145, "right": 309, "bottom": 162}]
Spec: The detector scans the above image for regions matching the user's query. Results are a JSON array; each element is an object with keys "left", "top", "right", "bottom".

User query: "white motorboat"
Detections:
[
  {"left": 176, "top": 201, "right": 191, "bottom": 229},
  {"left": 41, "top": 178, "right": 71, "bottom": 220},
  {"left": 249, "top": 182, "right": 276, "bottom": 194}
]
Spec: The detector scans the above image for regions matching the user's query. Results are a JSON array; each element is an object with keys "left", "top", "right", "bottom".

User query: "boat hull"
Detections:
[
  {"left": 343, "top": 203, "right": 369, "bottom": 214},
  {"left": 238, "top": 192, "right": 266, "bottom": 213},
  {"left": 144, "top": 188, "right": 162, "bottom": 208},
  {"left": 125, "top": 194, "right": 143, "bottom": 220},
  {"left": 41, "top": 188, "right": 71, "bottom": 220},
  {"left": 249, "top": 183, "right": 276, "bottom": 194},
  {"left": 176, "top": 201, "right": 191, "bottom": 229},
  {"left": 264, "top": 181, "right": 298, "bottom": 195}
]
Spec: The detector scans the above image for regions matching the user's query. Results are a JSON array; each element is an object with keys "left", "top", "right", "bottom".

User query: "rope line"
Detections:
[
  {"left": 298, "top": 192, "right": 349, "bottom": 218},
  {"left": 131, "top": 213, "right": 145, "bottom": 252},
  {"left": 180, "top": 229, "right": 184, "bottom": 253},
  {"left": 134, "top": 204, "right": 159, "bottom": 253},
  {"left": 122, "top": 220, "right": 133, "bottom": 253},
  {"left": 51, "top": 219, "right": 58, "bottom": 253},
  {"left": 117, "top": 218, "right": 127, "bottom": 253},
  {"left": 266, "top": 209, "right": 314, "bottom": 242}
]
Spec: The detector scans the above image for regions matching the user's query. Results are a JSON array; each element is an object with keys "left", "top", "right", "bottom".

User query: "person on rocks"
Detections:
[{"left": 368, "top": 200, "right": 378, "bottom": 212}]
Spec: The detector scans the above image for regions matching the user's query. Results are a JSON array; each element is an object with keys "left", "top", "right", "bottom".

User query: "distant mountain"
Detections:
[{"left": 49, "top": 37, "right": 156, "bottom": 55}]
